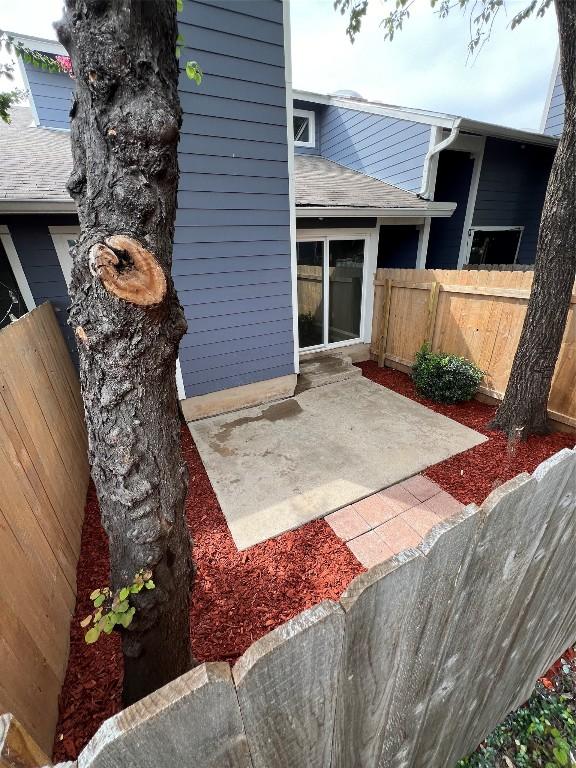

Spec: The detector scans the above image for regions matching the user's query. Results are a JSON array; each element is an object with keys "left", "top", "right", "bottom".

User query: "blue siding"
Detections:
[
  {"left": 2, "top": 214, "right": 78, "bottom": 361},
  {"left": 472, "top": 138, "right": 554, "bottom": 265},
  {"left": 377, "top": 225, "right": 419, "bottom": 269},
  {"left": 23, "top": 64, "right": 74, "bottom": 129},
  {"left": 426, "top": 150, "right": 474, "bottom": 269},
  {"left": 177, "top": 0, "right": 294, "bottom": 397},
  {"left": 319, "top": 106, "right": 431, "bottom": 193},
  {"left": 544, "top": 69, "right": 564, "bottom": 137}
]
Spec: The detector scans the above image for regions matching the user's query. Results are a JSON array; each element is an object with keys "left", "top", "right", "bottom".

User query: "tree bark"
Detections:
[
  {"left": 56, "top": 0, "right": 193, "bottom": 704},
  {"left": 489, "top": 0, "right": 576, "bottom": 438}
]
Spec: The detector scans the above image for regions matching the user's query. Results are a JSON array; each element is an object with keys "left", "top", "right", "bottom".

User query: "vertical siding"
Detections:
[
  {"left": 319, "top": 106, "right": 431, "bottom": 193},
  {"left": 23, "top": 63, "right": 74, "bottom": 130},
  {"left": 544, "top": 69, "right": 564, "bottom": 136},
  {"left": 177, "top": 0, "right": 294, "bottom": 397},
  {"left": 426, "top": 150, "right": 474, "bottom": 269},
  {"left": 3, "top": 215, "right": 78, "bottom": 361},
  {"left": 472, "top": 138, "right": 554, "bottom": 265}
]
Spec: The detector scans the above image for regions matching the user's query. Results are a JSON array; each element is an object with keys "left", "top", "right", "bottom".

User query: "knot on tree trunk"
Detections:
[{"left": 89, "top": 235, "right": 167, "bottom": 306}]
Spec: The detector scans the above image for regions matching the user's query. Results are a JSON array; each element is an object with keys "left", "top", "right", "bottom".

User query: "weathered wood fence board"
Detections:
[
  {"left": 5, "top": 448, "right": 576, "bottom": 768},
  {"left": 77, "top": 664, "right": 251, "bottom": 768},
  {"left": 0, "top": 304, "right": 89, "bottom": 754},
  {"left": 233, "top": 601, "right": 344, "bottom": 768},
  {"left": 370, "top": 268, "right": 576, "bottom": 429}
]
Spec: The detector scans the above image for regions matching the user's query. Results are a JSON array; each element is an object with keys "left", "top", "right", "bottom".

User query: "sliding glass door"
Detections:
[{"left": 297, "top": 236, "right": 366, "bottom": 350}]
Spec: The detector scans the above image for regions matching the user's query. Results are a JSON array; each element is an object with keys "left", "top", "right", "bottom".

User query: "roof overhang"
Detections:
[
  {"left": 458, "top": 118, "right": 559, "bottom": 148},
  {"left": 0, "top": 200, "right": 76, "bottom": 214},
  {"left": 296, "top": 203, "right": 456, "bottom": 218}
]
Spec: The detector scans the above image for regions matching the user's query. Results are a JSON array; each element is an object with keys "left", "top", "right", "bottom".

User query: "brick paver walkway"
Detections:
[{"left": 325, "top": 475, "right": 463, "bottom": 568}]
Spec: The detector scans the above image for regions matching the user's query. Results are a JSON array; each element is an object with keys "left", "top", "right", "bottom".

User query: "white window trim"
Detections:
[
  {"left": 0, "top": 225, "right": 36, "bottom": 312},
  {"left": 49, "top": 225, "right": 81, "bottom": 288},
  {"left": 457, "top": 137, "right": 486, "bottom": 269},
  {"left": 293, "top": 108, "right": 316, "bottom": 148},
  {"left": 464, "top": 225, "right": 524, "bottom": 266}
]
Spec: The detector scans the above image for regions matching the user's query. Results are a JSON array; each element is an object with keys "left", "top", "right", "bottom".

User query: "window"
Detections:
[
  {"left": 293, "top": 108, "right": 315, "bottom": 148},
  {"left": 468, "top": 227, "right": 523, "bottom": 266},
  {"left": 49, "top": 226, "right": 81, "bottom": 288}
]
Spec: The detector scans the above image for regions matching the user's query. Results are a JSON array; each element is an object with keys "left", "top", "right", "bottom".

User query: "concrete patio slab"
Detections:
[{"left": 189, "top": 377, "right": 487, "bottom": 550}]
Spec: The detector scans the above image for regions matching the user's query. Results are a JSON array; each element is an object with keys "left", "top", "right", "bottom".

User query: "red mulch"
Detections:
[
  {"left": 53, "top": 426, "right": 364, "bottom": 762},
  {"left": 358, "top": 361, "right": 575, "bottom": 506},
  {"left": 53, "top": 363, "right": 575, "bottom": 762}
]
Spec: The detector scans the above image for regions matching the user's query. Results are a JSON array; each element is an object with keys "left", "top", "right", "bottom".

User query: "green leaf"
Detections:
[
  {"left": 145, "top": 580, "right": 155, "bottom": 590},
  {"left": 93, "top": 594, "right": 105, "bottom": 608},
  {"left": 130, "top": 583, "right": 143, "bottom": 594},
  {"left": 176, "top": 46, "right": 181, "bottom": 59},
  {"left": 100, "top": 613, "right": 116, "bottom": 634},
  {"left": 90, "top": 588, "right": 101, "bottom": 600},
  {"left": 176, "top": 33, "right": 184, "bottom": 44},
  {"left": 552, "top": 747, "right": 569, "bottom": 766},
  {"left": 85, "top": 627, "right": 100, "bottom": 644},
  {"left": 185, "top": 60, "right": 203, "bottom": 85},
  {"left": 118, "top": 607, "right": 136, "bottom": 628},
  {"left": 119, "top": 587, "right": 130, "bottom": 601},
  {"left": 176, "top": 0, "right": 183, "bottom": 11},
  {"left": 114, "top": 600, "right": 130, "bottom": 613}
]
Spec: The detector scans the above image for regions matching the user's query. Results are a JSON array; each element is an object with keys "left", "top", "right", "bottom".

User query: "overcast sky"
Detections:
[{"left": 0, "top": 0, "right": 559, "bottom": 131}]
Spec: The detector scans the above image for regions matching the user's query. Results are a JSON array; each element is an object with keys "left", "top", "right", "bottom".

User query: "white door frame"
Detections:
[
  {"left": 49, "top": 224, "right": 81, "bottom": 288},
  {"left": 296, "top": 229, "right": 375, "bottom": 351}
]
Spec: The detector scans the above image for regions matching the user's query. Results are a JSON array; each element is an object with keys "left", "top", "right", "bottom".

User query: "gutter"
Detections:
[
  {"left": 296, "top": 204, "right": 456, "bottom": 219},
  {"left": 419, "top": 118, "right": 462, "bottom": 200}
]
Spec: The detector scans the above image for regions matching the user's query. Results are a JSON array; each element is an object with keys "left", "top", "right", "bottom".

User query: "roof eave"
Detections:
[
  {"left": 296, "top": 204, "right": 456, "bottom": 218},
  {"left": 0, "top": 199, "right": 77, "bottom": 214},
  {"left": 459, "top": 118, "right": 559, "bottom": 147}
]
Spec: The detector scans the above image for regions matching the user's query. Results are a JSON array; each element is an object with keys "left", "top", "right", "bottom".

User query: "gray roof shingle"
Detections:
[
  {"left": 0, "top": 106, "right": 72, "bottom": 204},
  {"left": 295, "top": 154, "right": 429, "bottom": 210}
]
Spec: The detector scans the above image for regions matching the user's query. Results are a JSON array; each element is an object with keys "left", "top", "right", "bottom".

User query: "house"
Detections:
[{"left": 0, "top": 0, "right": 559, "bottom": 420}]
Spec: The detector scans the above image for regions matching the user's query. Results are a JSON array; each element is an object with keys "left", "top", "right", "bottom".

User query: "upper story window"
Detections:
[{"left": 293, "top": 108, "right": 316, "bottom": 148}]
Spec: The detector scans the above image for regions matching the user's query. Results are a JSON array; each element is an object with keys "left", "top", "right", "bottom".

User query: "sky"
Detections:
[{"left": 0, "top": 0, "right": 559, "bottom": 131}]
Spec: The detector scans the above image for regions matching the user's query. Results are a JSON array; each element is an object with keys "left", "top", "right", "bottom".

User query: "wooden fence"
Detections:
[
  {"left": 371, "top": 268, "right": 576, "bottom": 429},
  {"left": 6, "top": 446, "right": 576, "bottom": 768},
  {"left": 0, "top": 303, "right": 89, "bottom": 753}
]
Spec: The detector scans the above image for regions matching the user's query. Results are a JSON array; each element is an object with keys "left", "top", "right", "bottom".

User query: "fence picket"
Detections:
[{"left": 233, "top": 601, "right": 344, "bottom": 768}]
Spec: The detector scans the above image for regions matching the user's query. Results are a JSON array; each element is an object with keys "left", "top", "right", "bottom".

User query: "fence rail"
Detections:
[
  {"left": 0, "top": 303, "right": 89, "bottom": 753},
  {"left": 6, "top": 446, "right": 576, "bottom": 768},
  {"left": 370, "top": 268, "right": 576, "bottom": 429}
]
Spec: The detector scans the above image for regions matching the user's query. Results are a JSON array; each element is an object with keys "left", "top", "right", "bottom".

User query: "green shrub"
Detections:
[{"left": 412, "top": 343, "right": 483, "bottom": 404}]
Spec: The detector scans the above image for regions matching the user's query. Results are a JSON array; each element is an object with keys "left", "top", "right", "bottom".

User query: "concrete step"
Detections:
[{"left": 295, "top": 353, "right": 362, "bottom": 394}]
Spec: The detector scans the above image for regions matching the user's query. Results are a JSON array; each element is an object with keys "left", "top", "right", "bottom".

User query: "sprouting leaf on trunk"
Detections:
[
  {"left": 185, "top": 60, "right": 203, "bottom": 84},
  {"left": 82, "top": 570, "right": 155, "bottom": 643}
]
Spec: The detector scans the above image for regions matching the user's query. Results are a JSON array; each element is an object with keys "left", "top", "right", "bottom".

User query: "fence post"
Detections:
[
  {"left": 377, "top": 278, "right": 392, "bottom": 368},
  {"left": 0, "top": 714, "right": 52, "bottom": 768},
  {"left": 425, "top": 282, "right": 440, "bottom": 347}
]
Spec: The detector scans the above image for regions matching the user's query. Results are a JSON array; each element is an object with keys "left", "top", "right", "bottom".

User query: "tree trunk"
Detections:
[
  {"left": 489, "top": 0, "right": 576, "bottom": 438},
  {"left": 56, "top": 0, "right": 193, "bottom": 704}
]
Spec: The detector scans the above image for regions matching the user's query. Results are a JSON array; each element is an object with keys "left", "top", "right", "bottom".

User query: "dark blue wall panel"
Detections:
[
  {"left": 377, "top": 225, "right": 420, "bottom": 268},
  {"left": 426, "top": 150, "right": 474, "bottom": 269},
  {"left": 544, "top": 68, "right": 564, "bottom": 137},
  {"left": 177, "top": 0, "right": 294, "bottom": 397},
  {"left": 319, "top": 106, "right": 431, "bottom": 193},
  {"left": 472, "top": 138, "right": 554, "bottom": 265},
  {"left": 2, "top": 214, "right": 78, "bottom": 362}
]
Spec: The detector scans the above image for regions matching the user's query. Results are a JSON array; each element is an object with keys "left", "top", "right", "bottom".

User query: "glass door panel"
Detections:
[
  {"left": 328, "top": 239, "right": 364, "bottom": 344},
  {"left": 297, "top": 240, "right": 324, "bottom": 348}
]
